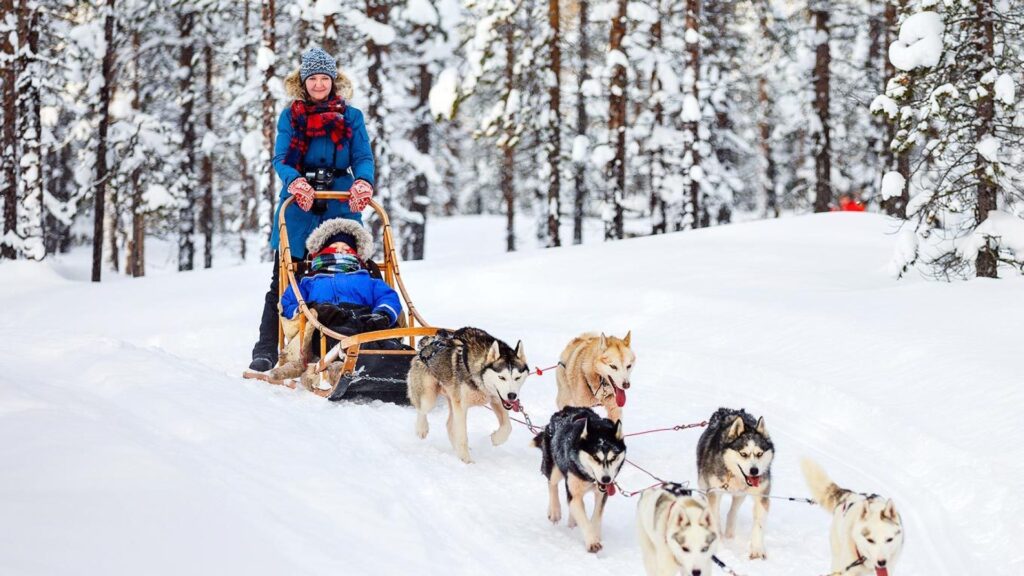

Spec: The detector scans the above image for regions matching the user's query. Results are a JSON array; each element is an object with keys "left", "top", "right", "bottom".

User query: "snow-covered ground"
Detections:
[{"left": 1, "top": 213, "right": 1021, "bottom": 575}]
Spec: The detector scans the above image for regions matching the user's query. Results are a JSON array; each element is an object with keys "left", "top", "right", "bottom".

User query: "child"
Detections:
[{"left": 280, "top": 218, "right": 402, "bottom": 336}]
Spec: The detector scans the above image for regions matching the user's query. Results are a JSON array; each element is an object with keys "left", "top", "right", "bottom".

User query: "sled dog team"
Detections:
[{"left": 406, "top": 327, "right": 904, "bottom": 576}]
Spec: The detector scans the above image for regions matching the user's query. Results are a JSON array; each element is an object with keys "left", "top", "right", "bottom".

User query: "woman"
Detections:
[{"left": 249, "top": 47, "right": 376, "bottom": 372}]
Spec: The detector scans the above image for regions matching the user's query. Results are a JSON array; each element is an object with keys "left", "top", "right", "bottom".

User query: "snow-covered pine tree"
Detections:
[{"left": 885, "top": 1, "right": 1023, "bottom": 278}]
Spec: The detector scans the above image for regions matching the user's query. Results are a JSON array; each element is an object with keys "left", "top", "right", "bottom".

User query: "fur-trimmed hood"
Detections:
[
  {"left": 305, "top": 218, "right": 374, "bottom": 261},
  {"left": 285, "top": 67, "right": 354, "bottom": 101}
]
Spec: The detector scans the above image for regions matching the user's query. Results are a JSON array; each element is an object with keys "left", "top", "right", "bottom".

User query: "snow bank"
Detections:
[
  {"left": 957, "top": 210, "right": 1024, "bottom": 262},
  {"left": 889, "top": 11, "right": 944, "bottom": 71}
]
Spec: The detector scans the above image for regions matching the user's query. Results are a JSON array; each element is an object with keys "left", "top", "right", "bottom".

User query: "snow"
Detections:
[
  {"left": 906, "top": 188, "right": 934, "bottom": 216},
  {"left": 429, "top": 68, "right": 459, "bottom": 121},
  {"left": 994, "top": 73, "right": 1015, "bottom": 105},
  {"left": 313, "top": 0, "right": 342, "bottom": 19},
  {"left": 402, "top": 0, "right": 439, "bottom": 26},
  {"left": 347, "top": 10, "right": 397, "bottom": 45},
  {"left": 2, "top": 215, "right": 1022, "bottom": 575},
  {"left": 976, "top": 135, "right": 1000, "bottom": 163},
  {"left": 889, "top": 11, "right": 944, "bottom": 72},
  {"left": 256, "top": 46, "right": 276, "bottom": 72},
  {"left": 957, "top": 210, "right": 1024, "bottom": 262},
  {"left": 869, "top": 95, "right": 898, "bottom": 119},
  {"left": 681, "top": 94, "right": 701, "bottom": 122},
  {"left": 571, "top": 135, "right": 590, "bottom": 163},
  {"left": 880, "top": 171, "right": 906, "bottom": 200},
  {"left": 606, "top": 50, "right": 629, "bottom": 70}
]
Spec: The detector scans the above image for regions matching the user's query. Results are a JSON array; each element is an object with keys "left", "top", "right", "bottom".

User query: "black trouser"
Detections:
[{"left": 251, "top": 253, "right": 302, "bottom": 361}]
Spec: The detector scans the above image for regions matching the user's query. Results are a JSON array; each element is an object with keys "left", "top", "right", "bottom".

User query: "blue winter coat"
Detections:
[
  {"left": 269, "top": 104, "right": 375, "bottom": 257},
  {"left": 280, "top": 270, "right": 402, "bottom": 326}
]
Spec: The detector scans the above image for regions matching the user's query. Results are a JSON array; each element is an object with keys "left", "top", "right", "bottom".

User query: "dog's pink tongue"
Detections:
[
  {"left": 511, "top": 399, "right": 521, "bottom": 413},
  {"left": 614, "top": 386, "right": 626, "bottom": 407},
  {"left": 875, "top": 568, "right": 888, "bottom": 576},
  {"left": 749, "top": 475, "right": 760, "bottom": 487},
  {"left": 604, "top": 483, "right": 616, "bottom": 496}
]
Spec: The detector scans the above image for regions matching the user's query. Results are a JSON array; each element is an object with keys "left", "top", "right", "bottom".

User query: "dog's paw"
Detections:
[
  {"left": 457, "top": 451, "right": 474, "bottom": 464},
  {"left": 749, "top": 547, "right": 766, "bottom": 560},
  {"left": 586, "top": 540, "right": 603, "bottom": 554},
  {"left": 415, "top": 419, "right": 429, "bottom": 439},
  {"left": 724, "top": 527, "right": 736, "bottom": 539},
  {"left": 567, "top": 516, "right": 577, "bottom": 529},
  {"left": 547, "top": 508, "right": 561, "bottom": 524},
  {"left": 490, "top": 426, "right": 511, "bottom": 446}
]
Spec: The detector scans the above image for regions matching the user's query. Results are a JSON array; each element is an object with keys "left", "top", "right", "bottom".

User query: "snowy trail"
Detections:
[{"left": 2, "top": 214, "right": 1021, "bottom": 575}]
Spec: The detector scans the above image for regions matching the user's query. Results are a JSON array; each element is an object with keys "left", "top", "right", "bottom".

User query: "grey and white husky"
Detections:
[
  {"left": 636, "top": 483, "right": 717, "bottom": 576},
  {"left": 532, "top": 406, "right": 626, "bottom": 553},
  {"left": 802, "top": 459, "right": 904, "bottom": 576},
  {"left": 407, "top": 327, "right": 529, "bottom": 463},
  {"left": 696, "top": 407, "right": 775, "bottom": 559}
]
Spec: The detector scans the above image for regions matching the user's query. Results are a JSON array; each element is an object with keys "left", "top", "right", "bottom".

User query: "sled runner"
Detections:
[{"left": 243, "top": 191, "right": 439, "bottom": 404}]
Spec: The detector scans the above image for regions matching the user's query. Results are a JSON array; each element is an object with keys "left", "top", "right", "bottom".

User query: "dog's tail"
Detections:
[
  {"left": 530, "top": 431, "right": 545, "bottom": 449},
  {"left": 801, "top": 458, "right": 845, "bottom": 511}
]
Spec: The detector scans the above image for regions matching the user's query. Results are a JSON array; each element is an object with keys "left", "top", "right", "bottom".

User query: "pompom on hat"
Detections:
[{"left": 300, "top": 47, "right": 338, "bottom": 83}]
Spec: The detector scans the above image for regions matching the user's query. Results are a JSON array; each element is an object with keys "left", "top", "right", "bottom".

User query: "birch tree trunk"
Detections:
[
  {"left": 177, "top": 8, "right": 196, "bottom": 271},
  {"left": 91, "top": 0, "right": 116, "bottom": 280},
  {"left": 0, "top": 0, "right": 15, "bottom": 260}
]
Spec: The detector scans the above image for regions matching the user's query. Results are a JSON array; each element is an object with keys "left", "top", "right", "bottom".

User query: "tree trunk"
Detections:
[
  {"left": 240, "top": 0, "right": 256, "bottom": 256},
  {"left": 502, "top": 22, "right": 516, "bottom": 252},
  {"left": 0, "top": 0, "right": 15, "bottom": 260},
  {"left": 404, "top": 44, "right": 430, "bottom": 261},
  {"left": 974, "top": 1, "right": 997, "bottom": 278},
  {"left": 16, "top": 0, "right": 41, "bottom": 260},
  {"left": 758, "top": 75, "right": 778, "bottom": 218},
  {"left": 323, "top": 13, "right": 337, "bottom": 55},
  {"left": 125, "top": 28, "right": 144, "bottom": 277},
  {"left": 201, "top": 42, "right": 214, "bottom": 269},
  {"left": 605, "top": 0, "right": 627, "bottom": 240},
  {"left": 546, "top": 0, "right": 561, "bottom": 247},
  {"left": 91, "top": 0, "right": 116, "bottom": 280},
  {"left": 880, "top": 0, "right": 908, "bottom": 218},
  {"left": 812, "top": 5, "right": 832, "bottom": 213},
  {"left": 683, "top": 0, "right": 701, "bottom": 229},
  {"left": 649, "top": 12, "right": 666, "bottom": 234},
  {"left": 573, "top": 0, "right": 589, "bottom": 245},
  {"left": 178, "top": 9, "right": 196, "bottom": 271},
  {"left": 261, "top": 0, "right": 276, "bottom": 247}
]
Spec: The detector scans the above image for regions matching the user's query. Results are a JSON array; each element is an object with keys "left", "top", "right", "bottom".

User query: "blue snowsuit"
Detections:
[
  {"left": 269, "top": 105, "right": 375, "bottom": 258},
  {"left": 280, "top": 270, "right": 402, "bottom": 326}
]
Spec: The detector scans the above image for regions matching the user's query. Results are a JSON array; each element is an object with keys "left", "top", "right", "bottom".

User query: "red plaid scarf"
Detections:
[{"left": 285, "top": 96, "right": 352, "bottom": 171}]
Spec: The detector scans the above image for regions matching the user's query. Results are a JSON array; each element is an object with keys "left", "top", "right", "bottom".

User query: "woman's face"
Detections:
[{"left": 305, "top": 74, "right": 333, "bottom": 102}]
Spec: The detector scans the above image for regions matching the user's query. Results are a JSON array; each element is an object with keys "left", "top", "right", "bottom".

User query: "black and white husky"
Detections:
[
  {"left": 696, "top": 407, "right": 775, "bottom": 559},
  {"left": 532, "top": 406, "right": 626, "bottom": 553}
]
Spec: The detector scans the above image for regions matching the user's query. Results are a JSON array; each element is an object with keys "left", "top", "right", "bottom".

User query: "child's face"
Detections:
[{"left": 329, "top": 241, "right": 356, "bottom": 255}]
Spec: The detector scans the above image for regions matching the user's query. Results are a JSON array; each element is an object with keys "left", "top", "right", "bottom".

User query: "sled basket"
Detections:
[{"left": 244, "top": 191, "right": 440, "bottom": 404}]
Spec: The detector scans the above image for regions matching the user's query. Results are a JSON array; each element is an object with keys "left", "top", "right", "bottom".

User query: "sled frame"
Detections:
[{"left": 274, "top": 191, "right": 438, "bottom": 396}]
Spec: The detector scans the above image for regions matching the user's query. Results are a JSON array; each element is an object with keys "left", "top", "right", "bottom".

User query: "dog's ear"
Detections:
[
  {"left": 486, "top": 340, "right": 500, "bottom": 362},
  {"left": 623, "top": 330, "right": 631, "bottom": 347},
  {"left": 726, "top": 416, "right": 745, "bottom": 441},
  {"left": 599, "top": 333, "right": 608, "bottom": 349},
  {"left": 699, "top": 507, "right": 714, "bottom": 528},
  {"left": 515, "top": 340, "right": 527, "bottom": 364},
  {"left": 882, "top": 499, "right": 898, "bottom": 521},
  {"left": 755, "top": 416, "right": 769, "bottom": 438},
  {"left": 614, "top": 419, "right": 624, "bottom": 440},
  {"left": 677, "top": 509, "right": 691, "bottom": 526},
  {"left": 580, "top": 418, "right": 589, "bottom": 440}
]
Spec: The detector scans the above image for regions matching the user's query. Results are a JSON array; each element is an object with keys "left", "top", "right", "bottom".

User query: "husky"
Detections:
[
  {"left": 636, "top": 483, "right": 717, "bottom": 576},
  {"left": 555, "top": 331, "right": 635, "bottom": 422},
  {"left": 802, "top": 459, "right": 904, "bottom": 576},
  {"left": 407, "top": 327, "right": 529, "bottom": 463},
  {"left": 696, "top": 407, "right": 775, "bottom": 559},
  {"left": 532, "top": 406, "right": 626, "bottom": 553}
]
